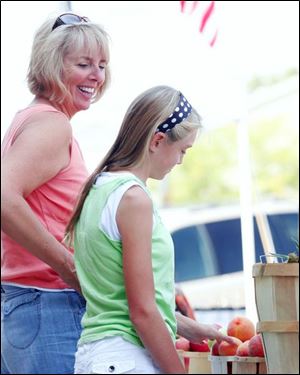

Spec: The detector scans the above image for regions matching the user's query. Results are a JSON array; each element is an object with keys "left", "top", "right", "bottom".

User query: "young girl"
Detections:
[{"left": 66, "top": 85, "right": 233, "bottom": 374}]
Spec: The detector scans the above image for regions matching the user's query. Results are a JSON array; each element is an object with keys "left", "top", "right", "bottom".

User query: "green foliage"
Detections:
[
  {"left": 167, "top": 123, "right": 240, "bottom": 205},
  {"left": 247, "top": 67, "right": 298, "bottom": 92},
  {"left": 249, "top": 114, "right": 299, "bottom": 200},
  {"left": 150, "top": 112, "right": 299, "bottom": 207}
]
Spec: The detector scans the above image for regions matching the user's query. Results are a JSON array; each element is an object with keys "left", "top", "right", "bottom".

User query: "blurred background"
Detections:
[
  {"left": 1, "top": 1, "right": 298, "bottom": 205},
  {"left": 1, "top": 1, "right": 299, "bottom": 325}
]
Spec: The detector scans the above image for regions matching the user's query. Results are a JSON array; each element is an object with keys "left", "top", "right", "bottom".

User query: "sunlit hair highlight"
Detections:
[
  {"left": 65, "top": 85, "right": 202, "bottom": 244},
  {"left": 27, "top": 16, "right": 111, "bottom": 104}
]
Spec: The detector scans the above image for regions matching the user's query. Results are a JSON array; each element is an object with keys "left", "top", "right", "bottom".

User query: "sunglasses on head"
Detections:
[{"left": 52, "top": 13, "right": 90, "bottom": 31}]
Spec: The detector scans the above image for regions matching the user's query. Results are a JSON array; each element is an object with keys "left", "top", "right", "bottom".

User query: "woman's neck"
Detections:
[{"left": 31, "top": 97, "right": 72, "bottom": 119}]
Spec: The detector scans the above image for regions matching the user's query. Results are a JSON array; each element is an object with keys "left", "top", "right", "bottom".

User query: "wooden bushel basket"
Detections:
[
  {"left": 208, "top": 355, "right": 267, "bottom": 374},
  {"left": 177, "top": 350, "right": 211, "bottom": 374},
  {"left": 252, "top": 263, "right": 299, "bottom": 374}
]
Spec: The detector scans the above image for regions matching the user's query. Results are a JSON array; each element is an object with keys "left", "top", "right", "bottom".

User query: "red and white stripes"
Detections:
[{"left": 180, "top": 1, "right": 218, "bottom": 47}]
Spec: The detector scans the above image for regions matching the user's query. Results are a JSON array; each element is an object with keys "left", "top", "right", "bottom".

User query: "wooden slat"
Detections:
[
  {"left": 252, "top": 263, "right": 299, "bottom": 277},
  {"left": 235, "top": 356, "right": 265, "bottom": 363},
  {"left": 257, "top": 320, "right": 299, "bottom": 333},
  {"left": 258, "top": 361, "right": 267, "bottom": 374},
  {"left": 208, "top": 355, "right": 266, "bottom": 374},
  {"left": 232, "top": 361, "right": 257, "bottom": 374},
  {"left": 182, "top": 351, "right": 210, "bottom": 358}
]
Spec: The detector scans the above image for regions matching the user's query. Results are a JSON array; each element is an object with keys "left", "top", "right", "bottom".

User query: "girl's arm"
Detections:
[
  {"left": 117, "top": 185, "right": 186, "bottom": 374},
  {"left": 1, "top": 112, "right": 81, "bottom": 292},
  {"left": 176, "top": 312, "right": 235, "bottom": 344}
]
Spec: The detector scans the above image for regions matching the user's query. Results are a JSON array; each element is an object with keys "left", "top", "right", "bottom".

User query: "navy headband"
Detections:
[{"left": 156, "top": 92, "right": 192, "bottom": 133}]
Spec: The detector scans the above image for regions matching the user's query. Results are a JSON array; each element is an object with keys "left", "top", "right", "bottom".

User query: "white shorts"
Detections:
[{"left": 74, "top": 336, "right": 163, "bottom": 374}]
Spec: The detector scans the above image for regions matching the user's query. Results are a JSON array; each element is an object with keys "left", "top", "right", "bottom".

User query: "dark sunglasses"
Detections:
[{"left": 52, "top": 13, "right": 90, "bottom": 31}]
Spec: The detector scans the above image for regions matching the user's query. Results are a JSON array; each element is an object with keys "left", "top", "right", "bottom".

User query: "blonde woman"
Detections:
[
  {"left": 66, "top": 86, "right": 234, "bottom": 374},
  {"left": 1, "top": 13, "right": 110, "bottom": 374}
]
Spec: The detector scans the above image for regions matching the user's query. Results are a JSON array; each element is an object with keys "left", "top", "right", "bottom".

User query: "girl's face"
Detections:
[
  {"left": 63, "top": 48, "right": 106, "bottom": 116},
  {"left": 150, "top": 129, "right": 198, "bottom": 180}
]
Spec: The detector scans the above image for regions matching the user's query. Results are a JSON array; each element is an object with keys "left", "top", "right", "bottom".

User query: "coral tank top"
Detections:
[{"left": 1, "top": 104, "right": 89, "bottom": 289}]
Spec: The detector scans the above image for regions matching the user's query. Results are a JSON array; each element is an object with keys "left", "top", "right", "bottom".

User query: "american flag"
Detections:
[{"left": 180, "top": 1, "right": 218, "bottom": 47}]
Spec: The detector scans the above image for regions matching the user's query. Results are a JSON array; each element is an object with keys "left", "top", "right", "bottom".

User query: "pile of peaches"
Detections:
[{"left": 176, "top": 316, "right": 265, "bottom": 357}]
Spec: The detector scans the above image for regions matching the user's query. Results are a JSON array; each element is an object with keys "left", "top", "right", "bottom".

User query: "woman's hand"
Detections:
[{"left": 56, "top": 251, "right": 82, "bottom": 294}]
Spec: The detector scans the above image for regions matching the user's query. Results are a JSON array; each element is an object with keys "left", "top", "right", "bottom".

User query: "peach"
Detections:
[
  {"left": 248, "top": 334, "right": 265, "bottom": 357},
  {"left": 175, "top": 336, "right": 190, "bottom": 351},
  {"left": 219, "top": 336, "right": 243, "bottom": 356},
  {"left": 211, "top": 341, "right": 220, "bottom": 356},
  {"left": 227, "top": 316, "right": 255, "bottom": 342},
  {"left": 190, "top": 340, "right": 210, "bottom": 352},
  {"left": 236, "top": 340, "right": 250, "bottom": 356},
  {"left": 208, "top": 326, "right": 225, "bottom": 350}
]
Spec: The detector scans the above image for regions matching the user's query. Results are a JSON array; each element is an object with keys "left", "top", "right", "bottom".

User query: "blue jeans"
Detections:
[{"left": 1, "top": 285, "right": 86, "bottom": 374}]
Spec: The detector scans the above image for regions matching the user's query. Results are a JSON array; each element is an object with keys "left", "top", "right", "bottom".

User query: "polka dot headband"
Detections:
[{"left": 156, "top": 92, "right": 192, "bottom": 133}]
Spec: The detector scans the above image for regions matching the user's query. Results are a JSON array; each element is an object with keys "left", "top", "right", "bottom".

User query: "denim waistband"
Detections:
[
  {"left": 1, "top": 284, "right": 36, "bottom": 293},
  {"left": 1, "top": 284, "right": 76, "bottom": 294}
]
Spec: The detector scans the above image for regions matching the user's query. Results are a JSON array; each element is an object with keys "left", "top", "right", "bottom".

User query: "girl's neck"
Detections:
[{"left": 110, "top": 166, "right": 149, "bottom": 185}]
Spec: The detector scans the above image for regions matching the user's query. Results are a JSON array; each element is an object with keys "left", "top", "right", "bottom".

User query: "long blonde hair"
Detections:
[
  {"left": 65, "top": 85, "right": 202, "bottom": 240},
  {"left": 27, "top": 16, "right": 111, "bottom": 104}
]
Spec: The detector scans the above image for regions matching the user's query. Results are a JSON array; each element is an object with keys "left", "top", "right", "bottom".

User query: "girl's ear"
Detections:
[{"left": 149, "top": 132, "right": 166, "bottom": 152}]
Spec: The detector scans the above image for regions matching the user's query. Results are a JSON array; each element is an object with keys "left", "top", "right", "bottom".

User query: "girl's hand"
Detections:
[
  {"left": 176, "top": 313, "right": 236, "bottom": 345},
  {"left": 207, "top": 323, "right": 236, "bottom": 344}
]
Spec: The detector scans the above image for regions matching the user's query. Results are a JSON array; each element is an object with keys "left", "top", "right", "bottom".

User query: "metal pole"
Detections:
[{"left": 59, "top": 1, "right": 72, "bottom": 12}]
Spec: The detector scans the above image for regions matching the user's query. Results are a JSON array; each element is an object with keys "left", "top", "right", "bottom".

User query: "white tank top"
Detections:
[{"left": 95, "top": 172, "right": 156, "bottom": 240}]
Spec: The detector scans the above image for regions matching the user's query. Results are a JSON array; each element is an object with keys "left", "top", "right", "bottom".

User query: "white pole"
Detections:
[
  {"left": 237, "top": 104, "right": 258, "bottom": 323},
  {"left": 59, "top": 1, "right": 72, "bottom": 12}
]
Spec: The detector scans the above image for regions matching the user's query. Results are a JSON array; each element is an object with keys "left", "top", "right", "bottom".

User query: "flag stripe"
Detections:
[
  {"left": 180, "top": 1, "right": 218, "bottom": 47},
  {"left": 180, "top": 0, "right": 200, "bottom": 14},
  {"left": 209, "top": 30, "right": 218, "bottom": 47},
  {"left": 199, "top": 0, "right": 215, "bottom": 33}
]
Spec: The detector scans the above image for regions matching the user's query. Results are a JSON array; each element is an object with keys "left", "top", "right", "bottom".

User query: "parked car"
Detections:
[{"left": 159, "top": 201, "right": 299, "bottom": 313}]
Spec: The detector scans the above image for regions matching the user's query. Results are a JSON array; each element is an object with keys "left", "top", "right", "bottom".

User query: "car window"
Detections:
[
  {"left": 267, "top": 213, "right": 299, "bottom": 254},
  {"left": 205, "top": 218, "right": 243, "bottom": 274},
  {"left": 202, "top": 218, "right": 264, "bottom": 272},
  {"left": 172, "top": 225, "right": 218, "bottom": 282},
  {"left": 172, "top": 217, "right": 265, "bottom": 282},
  {"left": 171, "top": 211, "right": 299, "bottom": 283}
]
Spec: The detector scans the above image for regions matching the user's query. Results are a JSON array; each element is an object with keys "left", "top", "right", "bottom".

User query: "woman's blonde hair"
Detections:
[
  {"left": 27, "top": 16, "right": 111, "bottom": 104},
  {"left": 65, "top": 85, "right": 202, "bottom": 240}
]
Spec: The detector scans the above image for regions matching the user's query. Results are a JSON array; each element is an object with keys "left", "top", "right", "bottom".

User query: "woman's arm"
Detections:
[
  {"left": 1, "top": 112, "right": 81, "bottom": 292},
  {"left": 176, "top": 312, "right": 235, "bottom": 344},
  {"left": 117, "top": 186, "right": 186, "bottom": 374}
]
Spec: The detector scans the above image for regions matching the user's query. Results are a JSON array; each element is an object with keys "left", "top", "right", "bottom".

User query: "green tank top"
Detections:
[{"left": 74, "top": 174, "right": 176, "bottom": 347}]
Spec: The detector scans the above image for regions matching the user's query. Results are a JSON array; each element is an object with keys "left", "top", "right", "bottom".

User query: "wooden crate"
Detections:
[
  {"left": 208, "top": 355, "right": 267, "bottom": 374},
  {"left": 253, "top": 263, "right": 299, "bottom": 374},
  {"left": 177, "top": 350, "right": 211, "bottom": 374}
]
